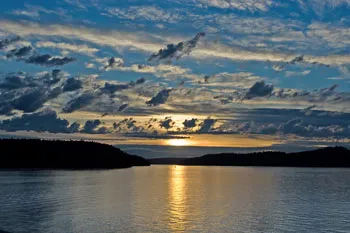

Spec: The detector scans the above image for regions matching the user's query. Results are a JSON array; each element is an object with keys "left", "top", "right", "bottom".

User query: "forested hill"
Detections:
[
  {"left": 175, "top": 147, "right": 350, "bottom": 168},
  {"left": 0, "top": 139, "right": 150, "bottom": 169}
]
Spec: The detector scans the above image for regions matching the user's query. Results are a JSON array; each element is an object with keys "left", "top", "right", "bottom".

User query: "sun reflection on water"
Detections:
[{"left": 167, "top": 165, "right": 188, "bottom": 232}]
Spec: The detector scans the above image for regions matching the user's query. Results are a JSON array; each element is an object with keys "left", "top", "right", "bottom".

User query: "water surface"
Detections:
[{"left": 0, "top": 166, "right": 350, "bottom": 233}]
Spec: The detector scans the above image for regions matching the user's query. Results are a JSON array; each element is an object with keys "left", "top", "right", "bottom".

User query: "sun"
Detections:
[{"left": 166, "top": 139, "right": 191, "bottom": 147}]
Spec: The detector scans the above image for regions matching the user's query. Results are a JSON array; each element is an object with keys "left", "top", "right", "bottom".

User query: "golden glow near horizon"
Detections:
[
  {"left": 0, "top": 130, "right": 283, "bottom": 148},
  {"left": 166, "top": 139, "right": 192, "bottom": 147},
  {"left": 163, "top": 134, "right": 281, "bottom": 147}
]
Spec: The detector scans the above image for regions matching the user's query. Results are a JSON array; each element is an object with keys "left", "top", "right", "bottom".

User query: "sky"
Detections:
[{"left": 0, "top": 0, "right": 349, "bottom": 157}]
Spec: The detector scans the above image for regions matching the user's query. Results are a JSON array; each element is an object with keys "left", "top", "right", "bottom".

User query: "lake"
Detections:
[{"left": 0, "top": 166, "right": 350, "bottom": 233}]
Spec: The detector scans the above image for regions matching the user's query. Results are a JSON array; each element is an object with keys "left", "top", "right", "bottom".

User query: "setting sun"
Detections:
[{"left": 166, "top": 139, "right": 191, "bottom": 147}]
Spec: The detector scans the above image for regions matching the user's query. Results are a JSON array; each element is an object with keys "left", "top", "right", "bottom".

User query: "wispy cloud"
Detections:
[
  {"left": 104, "top": 6, "right": 182, "bottom": 23},
  {"left": 36, "top": 41, "right": 99, "bottom": 56}
]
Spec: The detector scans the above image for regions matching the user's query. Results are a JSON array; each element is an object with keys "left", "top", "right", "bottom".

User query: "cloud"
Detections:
[
  {"left": 102, "top": 57, "right": 124, "bottom": 71},
  {"left": 0, "top": 109, "right": 79, "bottom": 133},
  {"left": 100, "top": 82, "right": 130, "bottom": 94},
  {"left": 193, "top": 0, "right": 277, "bottom": 11},
  {"left": 0, "top": 20, "right": 162, "bottom": 53},
  {"left": 198, "top": 72, "right": 261, "bottom": 89},
  {"left": 6, "top": 46, "right": 33, "bottom": 58},
  {"left": 1, "top": 19, "right": 349, "bottom": 67},
  {"left": 12, "top": 9, "right": 40, "bottom": 18},
  {"left": 118, "top": 104, "right": 128, "bottom": 112},
  {"left": 116, "top": 64, "right": 196, "bottom": 81},
  {"left": 273, "top": 84, "right": 346, "bottom": 104},
  {"left": 285, "top": 70, "right": 311, "bottom": 77},
  {"left": 244, "top": 81, "right": 274, "bottom": 100},
  {"left": 85, "top": 62, "right": 95, "bottom": 68},
  {"left": 114, "top": 118, "right": 145, "bottom": 133},
  {"left": 0, "top": 73, "right": 35, "bottom": 90},
  {"left": 11, "top": 89, "right": 49, "bottom": 113},
  {"left": 25, "top": 54, "right": 76, "bottom": 67},
  {"left": 81, "top": 119, "right": 102, "bottom": 134},
  {"left": 272, "top": 64, "right": 285, "bottom": 72},
  {"left": 62, "top": 93, "right": 96, "bottom": 113},
  {"left": 146, "top": 89, "right": 172, "bottom": 106},
  {"left": 159, "top": 117, "right": 175, "bottom": 130},
  {"left": 0, "top": 70, "right": 67, "bottom": 114},
  {"left": 44, "top": 69, "right": 66, "bottom": 85},
  {"left": 63, "top": 78, "right": 83, "bottom": 92},
  {"left": 149, "top": 32, "right": 205, "bottom": 62},
  {"left": 0, "top": 36, "right": 21, "bottom": 50},
  {"left": 135, "top": 77, "right": 146, "bottom": 85},
  {"left": 64, "top": 0, "right": 87, "bottom": 10},
  {"left": 183, "top": 118, "right": 198, "bottom": 128},
  {"left": 10, "top": 5, "right": 66, "bottom": 19},
  {"left": 193, "top": 44, "right": 350, "bottom": 66},
  {"left": 36, "top": 41, "right": 99, "bottom": 56},
  {"left": 104, "top": 6, "right": 182, "bottom": 23},
  {"left": 100, "top": 77, "right": 145, "bottom": 95},
  {"left": 0, "top": 70, "right": 152, "bottom": 115},
  {"left": 198, "top": 118, "right": 216, "bottom": 133}
]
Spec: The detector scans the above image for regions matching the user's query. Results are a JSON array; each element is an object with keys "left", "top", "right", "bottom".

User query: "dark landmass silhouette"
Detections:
[
  {"left": 149, "top": 157, "right": 188, "bottom": 165},
  {"left": 0, "top": 139, "right": 150, "bottom": 170},
  {"left": 149, "top": 147, "right": 350, "bottom": 168}
]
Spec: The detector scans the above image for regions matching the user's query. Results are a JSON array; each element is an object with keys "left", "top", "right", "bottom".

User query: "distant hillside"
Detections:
[
  {"left": 154, "top": 147, "right": 350, "bottom": 168},
  {"left": 0, "top": 139, "right": 150, "bottom": 169},
  {"left": 149, "top": 157, "right": 187, "bottom": 165}
]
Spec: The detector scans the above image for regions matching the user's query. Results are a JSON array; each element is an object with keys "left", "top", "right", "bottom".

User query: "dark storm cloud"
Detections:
[
  {"left": 0, "top": 36, "right": 21, "bottom": 50},
  {"left": 149, "top": 32, "right": 205, "bottom": 62},
  {"left": 62, "top": 93, "right": 95, "bottom": 113},
  {"left": 25, "top": 54, "right": 76, "bottom": 67},
  {"left": 244, "top": 81, "right": 274, "bottom": 100},
  {"left": 63, "top": 78, "right": 83, "bottom": 92},
  {"left": 6, "top": 46, "right": 33, "bottom": 58},
  {"left": 0, "top": 109, "right": 79, "bottom": 133},
  {"left": 146, "top": 89, "right": 172, "bottom": 106},
  {"left": 183, "top": 118, "right": 198, "bottom": 128}
]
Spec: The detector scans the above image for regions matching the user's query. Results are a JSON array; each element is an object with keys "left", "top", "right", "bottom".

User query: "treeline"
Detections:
[
  {"left": 0, "top": 139, "right": 150, "bottom": 169},
  {"left": 176, "top": 147, "right": 350, "bottom": 168}
]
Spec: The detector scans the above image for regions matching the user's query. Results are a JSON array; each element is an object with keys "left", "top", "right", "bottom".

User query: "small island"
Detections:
[
  {"left": 150, "top": 147, "right": 350, "bottom": 168},
  {"left": 0, "top": 139, "right": 150, "bottom": 170}
]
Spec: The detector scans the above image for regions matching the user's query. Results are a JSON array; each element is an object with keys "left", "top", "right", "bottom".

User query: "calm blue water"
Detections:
[{"left": 0, "top": 166, "right": 350, "bottom": 233}]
